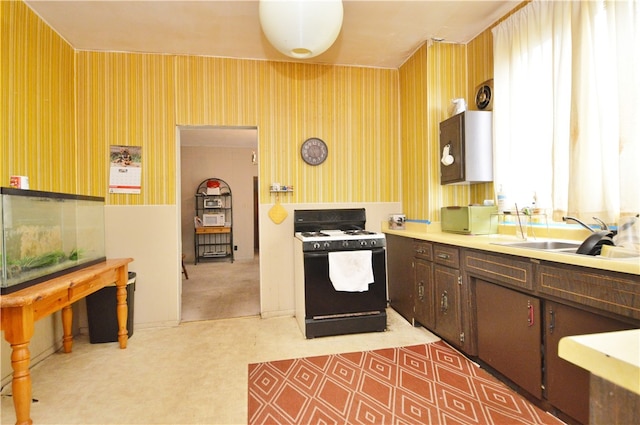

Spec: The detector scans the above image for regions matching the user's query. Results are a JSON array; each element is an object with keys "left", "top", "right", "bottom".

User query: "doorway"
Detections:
[{"left": 178, "top": 126, "right": 260, "bottom": 322}]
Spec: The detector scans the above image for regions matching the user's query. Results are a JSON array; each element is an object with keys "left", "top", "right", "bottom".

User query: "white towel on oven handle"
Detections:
[{"left": 328, "top": 250, "right": 374, "bottom": 292}]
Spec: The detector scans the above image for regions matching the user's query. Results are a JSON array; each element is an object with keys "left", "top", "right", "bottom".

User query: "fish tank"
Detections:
[{"left": 1, "top": 187, "right": 106, "bottom": 294}]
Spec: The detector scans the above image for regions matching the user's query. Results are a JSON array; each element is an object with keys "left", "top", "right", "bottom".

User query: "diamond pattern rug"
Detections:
[{"left": 248, "top": 341, "right": 565, "bottom": 425}]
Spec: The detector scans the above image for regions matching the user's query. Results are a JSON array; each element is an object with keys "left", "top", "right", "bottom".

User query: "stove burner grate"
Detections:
[
  {"left": 301, "top": 231, "right": 329, "bottom": 237},
  {"left": 343, "top": 229, "right": 376, "bottom": 236}
]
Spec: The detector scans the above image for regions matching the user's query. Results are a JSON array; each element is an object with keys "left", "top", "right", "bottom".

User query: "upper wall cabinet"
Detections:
[{"left": 439, "top": 111, "right": 493, "bottom": 185}]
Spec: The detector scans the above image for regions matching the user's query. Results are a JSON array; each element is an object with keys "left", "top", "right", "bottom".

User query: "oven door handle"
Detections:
[{"left": 304, "top": 247, "right": 385, "bottom": 258}]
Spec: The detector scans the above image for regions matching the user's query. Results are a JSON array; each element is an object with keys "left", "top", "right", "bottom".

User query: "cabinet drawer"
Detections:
[
  {"left": 463, "top": 250, "right": 533, "bottom": 290},
  {"left": 413, "top": 240, "right": 433, "bottom": 261},
  {"left": 433, "top": 244, "right": 459, "bottom": 268},
  {"left": 538, "top": 263, "right": 640, "bottom": 320}
]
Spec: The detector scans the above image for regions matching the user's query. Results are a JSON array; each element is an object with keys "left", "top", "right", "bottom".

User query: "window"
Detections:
[{"left": 492, "top": 0, "right": 639, "bottom": 225}]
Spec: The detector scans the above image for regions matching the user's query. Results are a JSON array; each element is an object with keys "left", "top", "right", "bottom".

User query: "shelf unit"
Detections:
[{"left": 194, "top": 178, "right": 233, "bottom": 264}]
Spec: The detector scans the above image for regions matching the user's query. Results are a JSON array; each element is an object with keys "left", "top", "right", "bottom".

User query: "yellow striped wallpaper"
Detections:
[
  {"left": 400, "top": 42, "right": 478, "bottom": 221},
  {"left": 5, "top": 1, "right": 400, "bottom": 206},
  {"left": 175, "top": 57, "right": 399, "bottom": 204},
  {"left": 467, "top": 29, "right": 496, "bottom": 206},
  {"left": 426, "top": 42, "right": 470, "bottom": 214},
  {"left": 1, "top": 1, "right": 76, "bottom": 193},
  {"left": 399, "top": 44, "right": 429, "bottom": 220},
  {"left": 5, "top": 0, "right": 517, "bottom": 211},
  {"left": 75, "top": 52, "right": 176, "bottom": 204},
  {"left": 399, "top": 26, "right": 501, "bottom": 221}
]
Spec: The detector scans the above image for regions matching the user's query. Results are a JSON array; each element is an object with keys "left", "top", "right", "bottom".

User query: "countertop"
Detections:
[
  {"left": 558, "top": 329, "right": 640, "bottom": 395},
  {"left": 382, "top": 221, "right": 640, "bottom": 276}
]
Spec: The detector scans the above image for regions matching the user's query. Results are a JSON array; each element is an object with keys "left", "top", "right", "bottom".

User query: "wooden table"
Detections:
[{"left": 1, "top": 258, "right": 133, "bottom": 425}]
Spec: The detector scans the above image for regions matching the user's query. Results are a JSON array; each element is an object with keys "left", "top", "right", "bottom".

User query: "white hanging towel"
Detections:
[{"left": 328, "top": 250, "right": 374, "bottom": 292}]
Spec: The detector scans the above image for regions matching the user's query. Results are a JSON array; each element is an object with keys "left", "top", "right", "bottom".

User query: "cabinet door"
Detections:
[
  {"left": 434, "top": 264, "right": 462, "bottom": 346},
  {"left": 476, "top": 280, "right": 542, "bottom": 399},
  {"left": 386, "top": 235, "right": 415, "bottom": 324},
  {"left": 545, "top": 301, "right": 633, "bottom": 424},
  {"left": 414, "top": 258, "right": 434, "bottom": 329},
  {"left": 439, "top": 113, "right": 464, "bottom": 184}
]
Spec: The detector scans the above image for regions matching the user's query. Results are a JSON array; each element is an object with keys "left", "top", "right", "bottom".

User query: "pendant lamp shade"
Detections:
[{"left": 259, "top": 0, "right": 344, "bottom": 59}]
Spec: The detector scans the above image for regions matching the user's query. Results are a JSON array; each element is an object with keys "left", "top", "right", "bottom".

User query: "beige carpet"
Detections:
[{"left": 181, "top": 254, "right": 260, "bottom": 322}]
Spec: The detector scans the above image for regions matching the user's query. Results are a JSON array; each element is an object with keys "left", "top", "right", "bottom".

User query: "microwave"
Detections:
[
  {"left": 441, "top": 205, "right": 497, "bottom": 234},
  {"left": 202, "top": 213, "right": 225, "bottom": 227},
  {"left": 204, "top": 198, "right": 223, "bottom": 209}
]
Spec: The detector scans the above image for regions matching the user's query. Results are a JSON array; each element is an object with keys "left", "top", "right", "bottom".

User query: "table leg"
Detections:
[
  {"left": 10, "top": 341, "right": 33, "bottom": 425},
  {"left": 62, "top": 305, "right": 73, "bottom": 353},
  {"left": 116, "top": 265, "right": 129, "bottom": 349},
  {"left": 2, "top": 305, "right": 35, "bottom": 425}
]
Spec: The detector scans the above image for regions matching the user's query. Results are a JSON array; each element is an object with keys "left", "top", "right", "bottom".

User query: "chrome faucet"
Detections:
[
  {"left": 563, "top": 216, "right": 610, "bottom": 232},
  {"left": 562, "top": 216, "right": 595, "bottom": 232},
  {"left": 592, "top": 217, "right": 609, "bottom": 231}
]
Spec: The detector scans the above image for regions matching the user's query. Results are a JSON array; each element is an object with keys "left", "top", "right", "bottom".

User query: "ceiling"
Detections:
[
  {"left": 24, "top": 0, "right": 519, "bottom": 147},
  {"left": 25, "top": 0, "right": 518, "bottom": 69}
]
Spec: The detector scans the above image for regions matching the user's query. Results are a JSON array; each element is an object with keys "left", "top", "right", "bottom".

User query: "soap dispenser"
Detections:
[{"left": 497, "top": 185, "right": 507, "bottom": 213}]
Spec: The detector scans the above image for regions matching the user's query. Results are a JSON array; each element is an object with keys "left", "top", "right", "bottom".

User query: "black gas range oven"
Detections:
[{"left": 293, "top": 208, "right": 387, "bottom": 338}]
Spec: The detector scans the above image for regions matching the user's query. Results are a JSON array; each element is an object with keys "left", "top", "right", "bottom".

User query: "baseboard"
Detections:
[{"left": 260, "top": 309, "right": 294, "bottom": 319}]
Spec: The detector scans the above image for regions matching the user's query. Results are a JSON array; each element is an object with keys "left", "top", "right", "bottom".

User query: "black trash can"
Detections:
[{"left": 86, "top": 272, "right": 136, "bottom": 343}]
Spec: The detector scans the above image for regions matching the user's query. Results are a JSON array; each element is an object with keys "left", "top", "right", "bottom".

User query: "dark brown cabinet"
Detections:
[
  {"left": 414, "top": 241, "right": 434, "bottom": 329},
  {"left": 431, "top": 244, "right": 465, "bottom": 349},
  {"left": 439, "top": 111, "right": 493, "bottom": 184},
  {"left": 388, "top": 239, "right": 466, "bottom": 350},
  {"left": 386, "top": 234, "right": 415, "bottom": 324},
  {"left": 386, "top": 238, "right": 640, "bottom": 424},
  {"left": 433, "top": 264, "right": 462, "bottom": 345},
  {"left": 544, "top": 301, "right": 633, "bottom": 424},
  {"left": 476, "top": 279, "right": 543, "bottom": 399},
  {"left": 414, "top": 259, "right": 434, "bottom": 328},
  {"left": 537, "top": 262, "right": 640, "bottom": 321}
]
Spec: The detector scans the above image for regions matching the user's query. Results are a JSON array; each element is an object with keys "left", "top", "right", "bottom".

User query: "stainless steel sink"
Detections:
[{"left": 493, "top": 241, "right": 582, "bottom": 252}]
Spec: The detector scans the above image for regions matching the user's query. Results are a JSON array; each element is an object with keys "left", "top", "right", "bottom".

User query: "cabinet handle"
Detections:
[
  {"left": 441, "top": 290, "right": 448, "bottom": 313},
  {"left": 548, "top": 307, "right": 555, "bottom": 334},
  {"left": 437, "top": 253, "right": 450, "bottom": 260},
  {"left": 527, "top": 301, "right": 534, "bottom": 327},
  {"left": 418, "top": 282, "right": 425, "bottom": 300}
]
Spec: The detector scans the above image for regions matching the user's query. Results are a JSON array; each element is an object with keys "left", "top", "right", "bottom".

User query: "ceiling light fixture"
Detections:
[{"left": 259, "top": 0, "right": 344, "bottom": 59}]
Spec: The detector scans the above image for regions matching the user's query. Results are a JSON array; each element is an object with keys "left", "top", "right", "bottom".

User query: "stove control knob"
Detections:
[
  {"left": 323, "top": 242, "right": 331, "bottom": 249},
  {"left": 313, "top": 242, "right": 321, "bottom": 249},
  {"left": 360, "top": 240, "right": 367, "bottom": 246},
  {"left": 370, "top": 240, "right": 377, "bottom": 246},
  {"left": 342, "top": 241, "right": 350, "bottom": 248}
]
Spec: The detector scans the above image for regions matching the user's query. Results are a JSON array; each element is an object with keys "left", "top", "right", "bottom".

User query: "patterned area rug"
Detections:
[{"left": 248, "top": 341, "right": 565, "bottom": 425}]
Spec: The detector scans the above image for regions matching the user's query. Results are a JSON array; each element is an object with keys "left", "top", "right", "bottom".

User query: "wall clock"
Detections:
[{"left": 301, "top": 138, "right": 328, "bottom": 165}]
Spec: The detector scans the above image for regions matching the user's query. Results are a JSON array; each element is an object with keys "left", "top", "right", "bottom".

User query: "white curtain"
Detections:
[{"left": 492, "top": 0, "right": 639, "bottom": 224}]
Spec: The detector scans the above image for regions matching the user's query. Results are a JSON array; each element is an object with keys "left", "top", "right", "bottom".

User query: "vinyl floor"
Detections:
[{"left": 1, "top": 309, "right": 440, "bottom": 424}]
